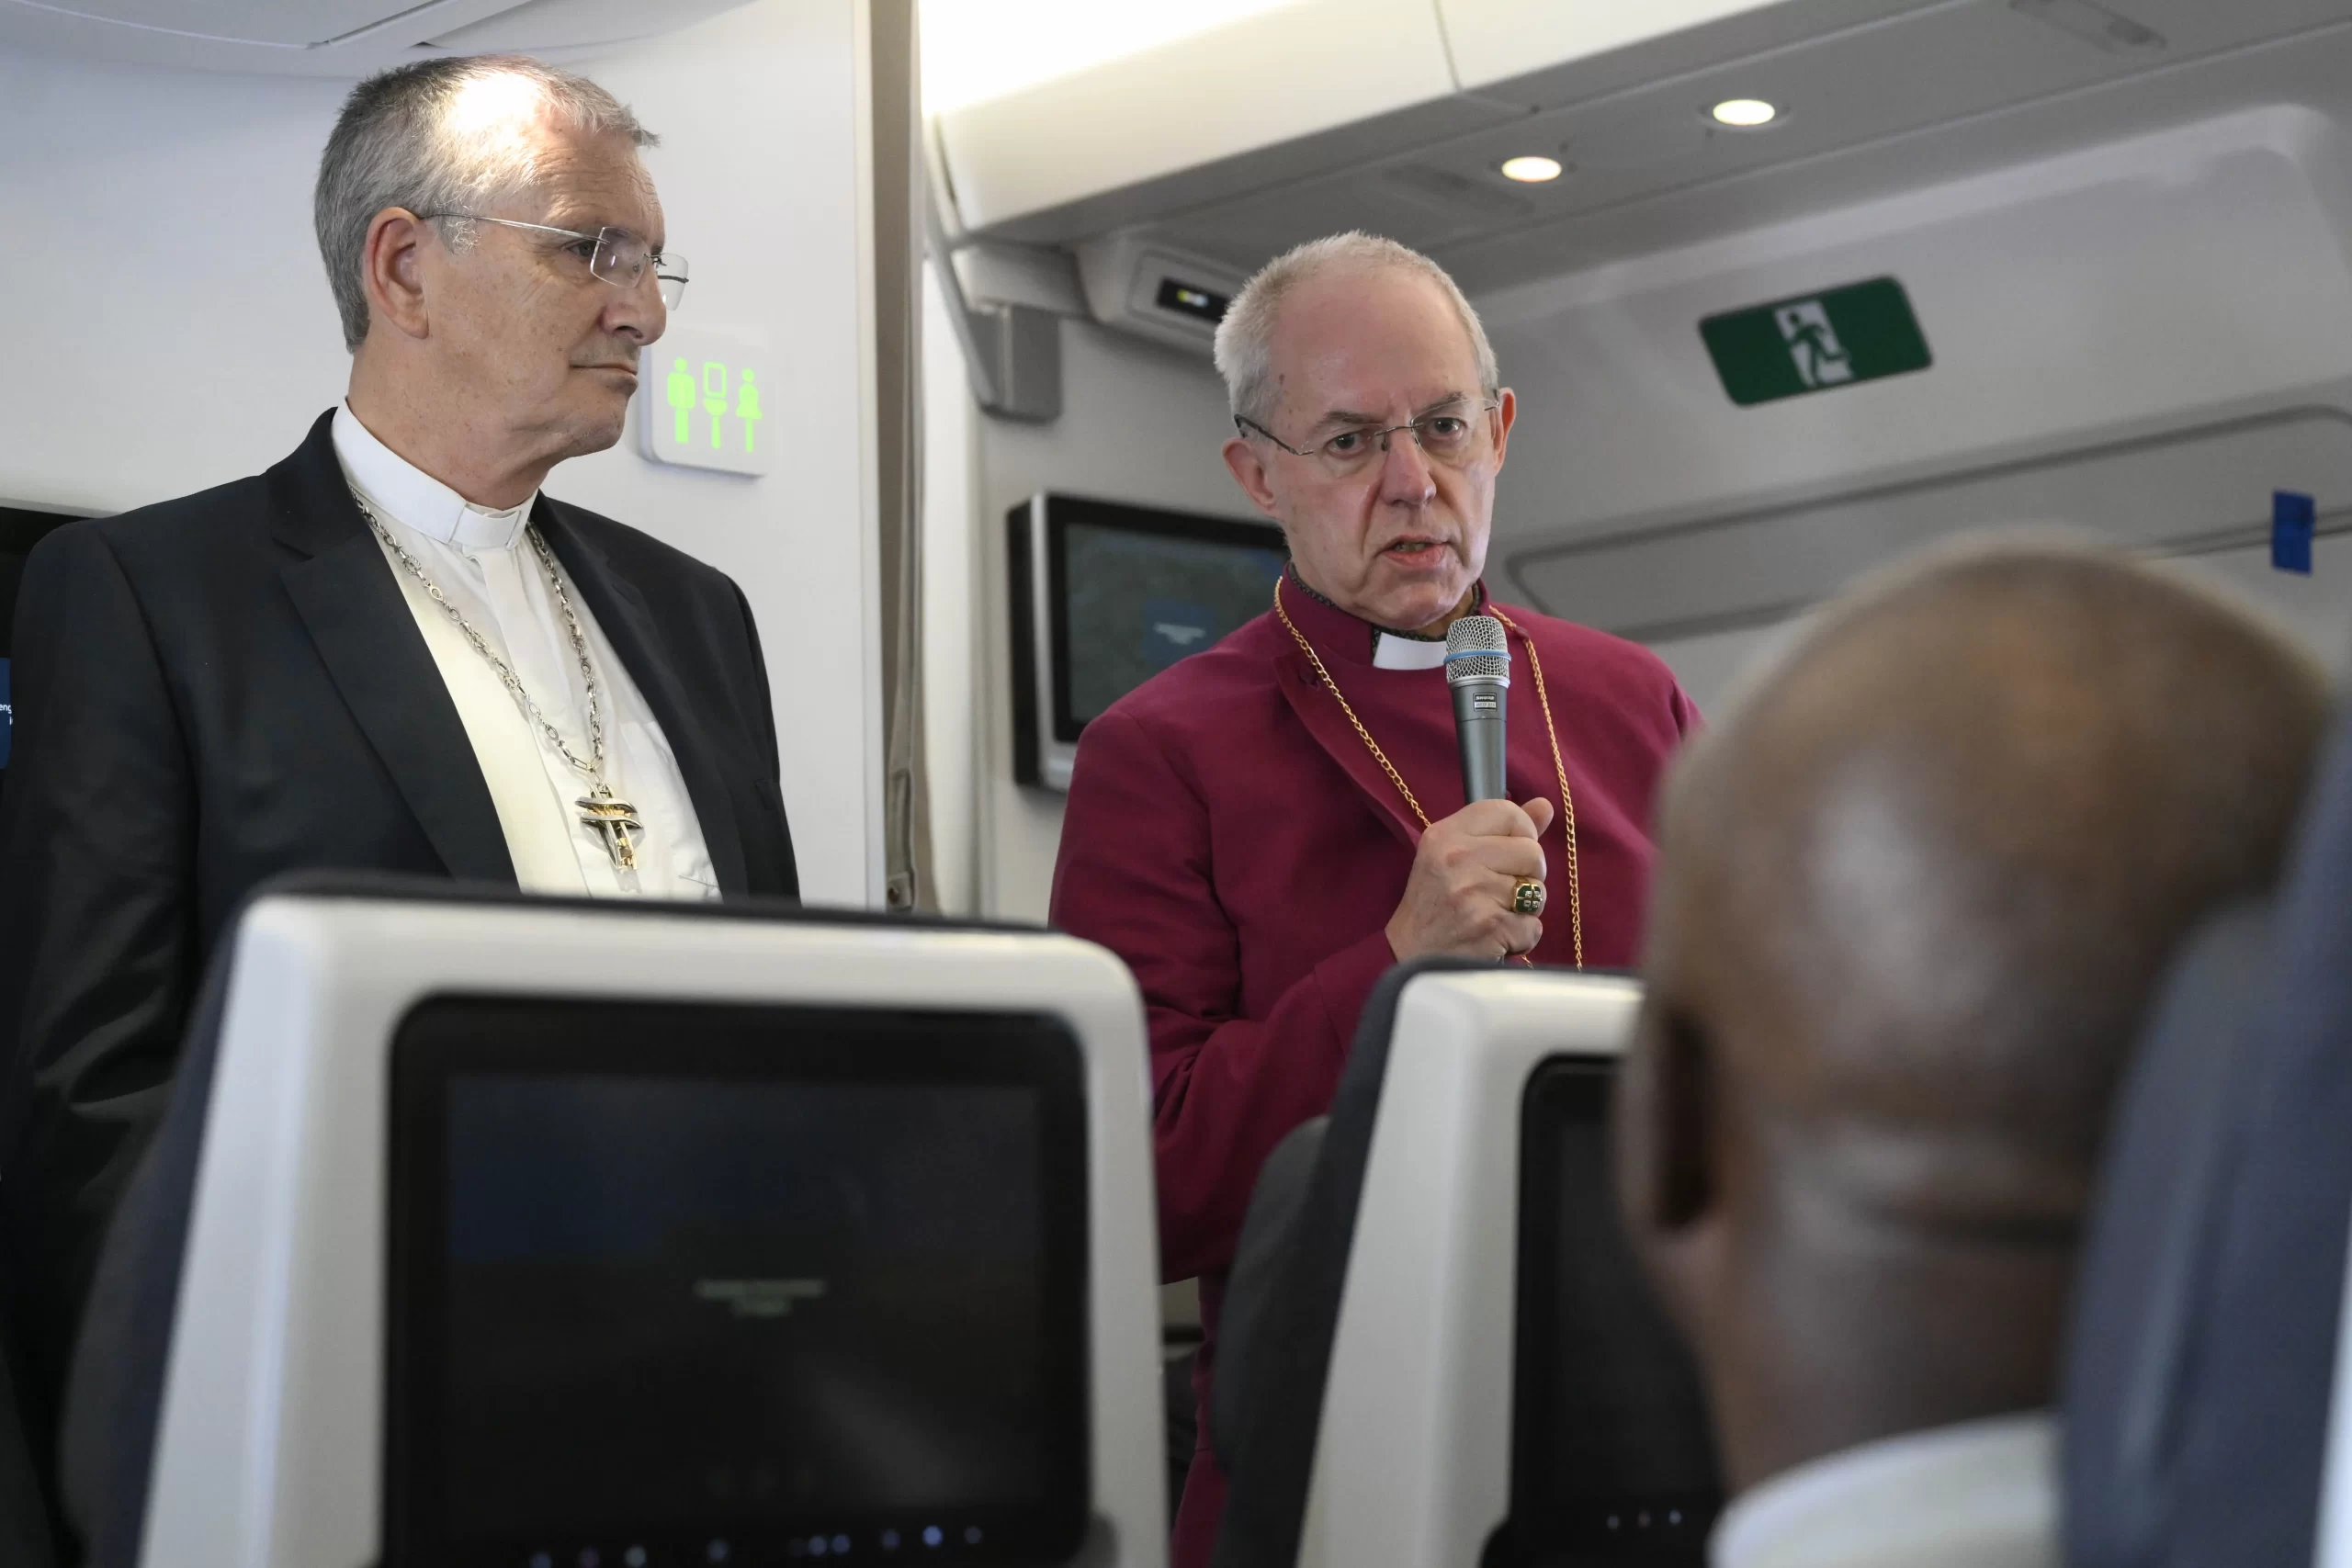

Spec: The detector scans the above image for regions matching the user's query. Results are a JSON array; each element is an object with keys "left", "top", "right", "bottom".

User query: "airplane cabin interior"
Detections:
[{"left": 6, "top": 2, "right": 2352, "bottom": 1565}]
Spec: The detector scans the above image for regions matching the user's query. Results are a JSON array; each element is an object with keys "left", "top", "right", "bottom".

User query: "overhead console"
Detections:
[
  {"left": 1073, "top": 235, "right": 1245, "bottom": 355},
  {"left": 0, "top": 0, "right": 758, "bottom": 74}
]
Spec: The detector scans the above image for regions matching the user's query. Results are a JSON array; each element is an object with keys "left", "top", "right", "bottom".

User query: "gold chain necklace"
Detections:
[
  {"left": 1273, "top": 576, "right": 1584, "bottom": 968},
  {"left": 355, "top": 491, "right": 645, "bottom": 873}
]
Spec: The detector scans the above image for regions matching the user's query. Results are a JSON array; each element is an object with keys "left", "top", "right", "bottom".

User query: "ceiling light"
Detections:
[
  {"left": 1499, "top": 154, "right": 1565, "bottom": 183},
  {"left": 1711, "top": 97, "right": 1780, "bottom": 128}
]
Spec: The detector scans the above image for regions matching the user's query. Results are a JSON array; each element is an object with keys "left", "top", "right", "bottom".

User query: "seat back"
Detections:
[
  {"left": 2059, "top": 901, "right": 2277, "bottom": 1566},
  {"left": 1213, "top": 963, "right": 1718, "bottom": 1568},
  {"left": 1488, "top": 1054, "right": 1719, "bottom": 1564},
  {"left": 67, "top": 875, "right": 1166, "bottom": 1568},
  {"left": 2063, "top": 705, "right": 2352, "bottom": 1567}
]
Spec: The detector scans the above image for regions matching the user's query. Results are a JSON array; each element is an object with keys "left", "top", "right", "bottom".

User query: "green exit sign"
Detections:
[
  {"left": 637, "top": 326, "right": 773, "bottom": 476},
  {"left": 1700, "top": 277, "right": 1932, "bottom": 408}
]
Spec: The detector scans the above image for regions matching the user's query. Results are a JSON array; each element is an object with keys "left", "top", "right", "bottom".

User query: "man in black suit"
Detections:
[{"left": 0, "top": 53, "right": 799, "bottom": 1483}]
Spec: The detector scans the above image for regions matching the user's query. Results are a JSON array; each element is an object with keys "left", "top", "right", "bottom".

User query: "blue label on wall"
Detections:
[
  {"left": 2275, "top": 491, "right": 2316, "bottom": 575},
  {"left": 0, "top": 658, "right": 13, "bottom": 769},
  {"left": 1141, "top": 599, "right": 1216, "bottom": 671}
]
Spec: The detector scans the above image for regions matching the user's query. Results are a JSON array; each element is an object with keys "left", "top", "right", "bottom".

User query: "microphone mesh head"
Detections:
[{"left": 1445, "top": 615, "right": 1510, "bottom": 685}]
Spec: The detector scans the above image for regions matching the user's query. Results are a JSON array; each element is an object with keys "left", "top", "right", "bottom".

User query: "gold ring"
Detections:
[{"left": 1512, "top": 879, "right": 1546, "bottom": 916}]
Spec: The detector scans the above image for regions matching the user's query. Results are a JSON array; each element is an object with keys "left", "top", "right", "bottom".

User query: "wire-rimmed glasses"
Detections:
[
  {"left": 1236, "top": 396, "right": 1500, "bottom": 479},
  {"left": 421, "top": 214, "right": 689, "bottom": 309}
]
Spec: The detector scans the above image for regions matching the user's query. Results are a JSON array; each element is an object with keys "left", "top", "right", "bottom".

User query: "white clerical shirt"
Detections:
[
  {"left": 332, "top": 404, "right": 718, "bottom": 899},
  {"left": 1711, "top": 1412, "right": 2062, "bottom": 1568}
]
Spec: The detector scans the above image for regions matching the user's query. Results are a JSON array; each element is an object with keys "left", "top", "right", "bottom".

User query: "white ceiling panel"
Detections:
[
  {"left": 6, "top": 0, "right": 443, "bottom": 46},
  {"left": 426, "top": 0, "right": 748, "bottom": 51},
  {"left": 0, "top": 0, "right": 753, "bottom": 72}
]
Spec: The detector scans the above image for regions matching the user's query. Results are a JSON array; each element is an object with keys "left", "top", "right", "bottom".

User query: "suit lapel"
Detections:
[
  {"left": 270, "top": 413, "right": 516, "bottom": 885},
  {"left": 535, "top": 500, "right": 751, "bottom": 896},
  {"left": 1273, "top": 651, "right": 1424, "bottom": 851}
]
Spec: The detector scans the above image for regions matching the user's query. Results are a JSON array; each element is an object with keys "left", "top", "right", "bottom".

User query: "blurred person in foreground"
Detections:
[{"left": 1617, "top": 542, "right": 2329, "bottom": 1567}]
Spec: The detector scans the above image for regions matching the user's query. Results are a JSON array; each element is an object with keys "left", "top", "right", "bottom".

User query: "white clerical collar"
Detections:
[
  {"left": 1372, "top": 631, "right": 1452, "bottom": 671},
  {"left": 332, "top": 402, "right": 536, "bottom": 551},
  {"left": 1712, "top": 1412, "right": 2059, "bottom": 1568}
]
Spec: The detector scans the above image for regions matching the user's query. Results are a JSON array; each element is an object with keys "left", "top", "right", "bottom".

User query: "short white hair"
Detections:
[
  {"left": 1212, "top": 231, "right": 1499, "bottom": 426},
  {"left": 316, "top": 55, "right": 658, "bottom": 352}
]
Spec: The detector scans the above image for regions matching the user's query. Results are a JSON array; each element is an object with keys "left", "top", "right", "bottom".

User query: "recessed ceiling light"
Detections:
[
  {"left": 1499, "top": 154, "right": 1565, "bottom": 183},
  {"left": 1711, "top": 97, "right": 1780, "bottom": 129}
]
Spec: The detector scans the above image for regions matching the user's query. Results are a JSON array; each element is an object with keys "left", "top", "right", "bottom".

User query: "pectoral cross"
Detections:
[{"left": 577, "top": 784, "right": 643, "bottom": 872}]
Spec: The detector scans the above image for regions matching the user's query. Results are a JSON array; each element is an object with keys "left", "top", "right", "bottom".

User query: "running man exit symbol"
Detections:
[
  {"left": 1700, "top": 277, "right": 1932, "bottom": 407},
  {"left": 1775, "top": 301, "right": 1855, "bottom": 389},
  {"left": 638, "top": 328, "right": 773, "bottom": 476}
]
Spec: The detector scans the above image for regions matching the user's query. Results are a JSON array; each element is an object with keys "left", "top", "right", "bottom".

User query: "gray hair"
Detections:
[
  {"left": 315, "top": 55, "right": 658, "bottom": 352},
  {"left": 1212, "top": 231, "right": 1499, "bottom": 426}
]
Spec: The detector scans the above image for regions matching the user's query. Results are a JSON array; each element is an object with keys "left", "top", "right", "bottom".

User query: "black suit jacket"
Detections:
[{"left": 0, "top": 410, "right": 799, "bottom": 1455}]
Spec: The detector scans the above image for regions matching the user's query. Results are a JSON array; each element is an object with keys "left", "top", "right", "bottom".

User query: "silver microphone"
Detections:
[{"left": 1445, "top": 615, "right": 1510, "bottom": 803}]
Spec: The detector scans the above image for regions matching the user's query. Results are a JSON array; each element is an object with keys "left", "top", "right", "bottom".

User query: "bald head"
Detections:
[{"left": 1619, "top": 542, "right": 2329, "bottom": 1490}]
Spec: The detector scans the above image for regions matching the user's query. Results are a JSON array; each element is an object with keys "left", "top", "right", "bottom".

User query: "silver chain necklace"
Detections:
[{"left": 354, "top": 491, "right": 645, "bottom": 871}]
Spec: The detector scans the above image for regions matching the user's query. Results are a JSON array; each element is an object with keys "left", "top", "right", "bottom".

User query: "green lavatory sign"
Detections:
[
  {"left": 638, "top": 326, "right": 774, "bottom": 476},
  {"left": 667, "top": 359, "right": 762, "bottom": 451}
]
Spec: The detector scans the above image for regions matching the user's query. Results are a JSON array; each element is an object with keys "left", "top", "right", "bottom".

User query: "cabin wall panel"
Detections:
[
  {"left": 937, "top": 319, "right": 1238, "bottom": 922},
  {"left": 0, "top": 0, "right": 883, "bottom": 904}
]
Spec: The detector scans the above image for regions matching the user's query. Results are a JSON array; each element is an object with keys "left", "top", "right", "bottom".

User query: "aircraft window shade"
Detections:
[
  {"left": 386, "top": 998, "right": 1091, "bottom": 1567},
  {"left": 1499, "top": 1056, "right": 1721, "bottom": 1565}
]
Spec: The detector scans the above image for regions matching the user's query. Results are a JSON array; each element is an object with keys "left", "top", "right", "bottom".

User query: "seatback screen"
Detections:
[
  {"left": 388, "top": 998, "right": 1091, "bottom": 1567},
  {"left": 1501, "top": 1055, "right": 1722, "bottom": 1564}
]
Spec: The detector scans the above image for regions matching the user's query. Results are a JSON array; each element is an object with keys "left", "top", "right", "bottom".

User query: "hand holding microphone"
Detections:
[
  {"left": 1385, "top": 795, "right": 1554, "bottom": 961},
  {"left": 1384, "top": 615, "right": 1553, "bottom": 962}
]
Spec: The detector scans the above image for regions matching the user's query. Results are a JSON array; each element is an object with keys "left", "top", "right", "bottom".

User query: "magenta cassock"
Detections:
[{"left": 1050, "top": 574, "right": 1698, "bottom": 1567}]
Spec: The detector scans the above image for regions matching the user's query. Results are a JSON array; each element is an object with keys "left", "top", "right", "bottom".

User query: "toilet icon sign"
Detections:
[{"left": 639, "top": 328, "right": 774, "bottom": 475}]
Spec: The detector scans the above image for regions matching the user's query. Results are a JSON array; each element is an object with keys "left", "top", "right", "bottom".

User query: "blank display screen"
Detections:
[
  {"left": 388, "top": 999, "right": 1091, "bottom": 1567},
  {"left": 1504, "top": 1057, "right": 1722, "bottom": 1564}
]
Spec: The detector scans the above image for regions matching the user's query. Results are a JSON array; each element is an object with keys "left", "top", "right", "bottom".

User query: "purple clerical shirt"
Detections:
[{"left": 1049, "top": 575, "right": 1699, "bottom": 1567}]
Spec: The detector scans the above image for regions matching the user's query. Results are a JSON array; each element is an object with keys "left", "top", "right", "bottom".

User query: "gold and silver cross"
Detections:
[{"left": 577, "top": 784, "right": 644, "bottom": 871}]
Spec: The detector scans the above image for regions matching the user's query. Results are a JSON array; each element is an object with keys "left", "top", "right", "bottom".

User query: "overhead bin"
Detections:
[
  {"left": 932, "top": 0, "right": 1504, "bottom": 245},
  {"left": 0, "top": 0, "right": 758, "bottom": 73},
  {"left": 925, "top": 0, "right": 1961, "bottom": 245},
  {"left": 933, "top": 0, "right": 2352, "bottom": 287},
  {"left": 1438, "top": 0, "right": 1888, "bottom": 103},
  {"left": 931, "top": 0, "right": 1883, "bottom": 244}
]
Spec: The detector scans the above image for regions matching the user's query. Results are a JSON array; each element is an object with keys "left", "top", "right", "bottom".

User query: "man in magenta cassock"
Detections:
[{"left": 1049, "top": 232, "right": 1700, "bottom": 1565}]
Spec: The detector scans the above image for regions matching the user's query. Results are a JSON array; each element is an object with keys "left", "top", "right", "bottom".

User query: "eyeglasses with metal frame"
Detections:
[
  {"left": 420, "top": 214, "right": 690, "bottom": 310},
  {"left": 1235, "top": 396, "right": 1501, "bottom": 478}
]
